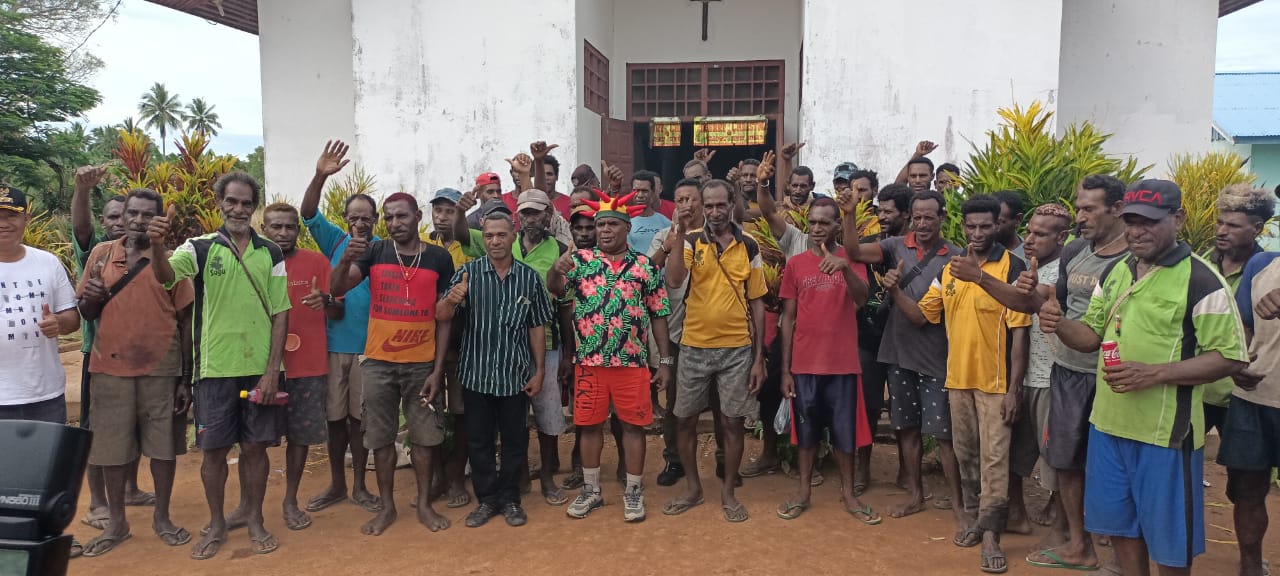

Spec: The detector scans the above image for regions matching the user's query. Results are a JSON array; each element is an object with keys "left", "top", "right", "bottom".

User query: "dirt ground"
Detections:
[{"left": 64, "top": 423, "right": 1276, "bottom": 576}]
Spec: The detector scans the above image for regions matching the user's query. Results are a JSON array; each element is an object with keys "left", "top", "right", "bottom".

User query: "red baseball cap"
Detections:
[{"left": 475, "top": 172, "right": 500, "bottom": 186}]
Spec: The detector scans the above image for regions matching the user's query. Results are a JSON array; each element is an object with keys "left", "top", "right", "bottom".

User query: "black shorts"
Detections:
[
  {"left": 1203, "top": 403, "right": 1227, "bottom": 436},
  {"left": 791, "top": 374, "right": 860, "bottom": 453},
  {"left": 194, "top": 375, "right": 285, "bottom": 450},
  {"left": 1045, "top": 364, "right": 1095, "bottom": 471},
  {"left": 1216, "top": 396, "right": 1280, "bottom": 472}
]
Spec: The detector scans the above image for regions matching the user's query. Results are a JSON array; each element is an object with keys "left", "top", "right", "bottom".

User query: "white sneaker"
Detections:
[
  {"left": 623, "top": 485, "right": 645, "bottom": 523},
  {"left": 566, "top": 487, "right": 604, "bottom": 519}
]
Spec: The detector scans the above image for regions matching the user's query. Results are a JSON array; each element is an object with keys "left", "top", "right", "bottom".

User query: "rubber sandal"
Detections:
[
  {"left": 189, "top": 536, "right": 224, "bottom": 561},
  {"left": 543, "top": 487, "right": 570, "bottom": 506},
  {"left": 981, "top": 549, "right": 1009, "bottom": 574},
  {"left": 251, "top": 533, "right": 279, "bottom": 555},
  {"left": 852, "top": 482, "right": 869, "bottom": 497},
  {"left": 445, "top": 488, "right": 472, "bottom": 509},
  {"left": 124, "top": 492, "right": 156, "bottom": 507},
  {"left": 722, "top": 502, "right": 749, "bottom": 523},
  {"left": 1025, "top": 548, "right": 1101, "bottom": 572},
  {"left": 740, "top": 459, "right": 780, "bottom": 479},
  {"left": 80, "top": 510, "right": 109, "bottom": 530},
  {"left": 156, "top": 527, "right": 192, "bottom": 546},
  {"left": 954, "top": 528, "right": 982, "bottom": 548},
  {"left": 811, "top": 469, "right": 825, "bottom": 487},
  {"left": 933, "top": 495, "right": 952, "bottom": 510},
  {"left": 847, "top": 505, "right": 882, "bottom": 526},
  {"left": 776, "top": 500, "right": 810, "bottom": 520},
  {"left": 199, "top": 516, "right": 246, "bottom": 536},
  {"left": 284, "top": 511, "right": 312, "bottom": 531},
  {"left": 305, "top": 492, "right": 346, "bottom": 512},
  {"left": 353, "top": 493, "right": 384, "bottom": 513},
  {"left": 69, "top": 538, "right": 83, "bottom": 559},
  {"left": 82, "top": 532, "right": 132, "bottom": 557},
  {"left": 661, "top": 496, "right": 705, "bottom": 516}
]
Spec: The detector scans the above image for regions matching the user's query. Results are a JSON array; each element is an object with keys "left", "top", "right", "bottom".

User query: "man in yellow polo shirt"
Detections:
[
  {"left": 887, "top": 194, "right": 1031, "bottom": 574},
  {"left": 662, "top": 179, "right": 768, "bottom": 523}
]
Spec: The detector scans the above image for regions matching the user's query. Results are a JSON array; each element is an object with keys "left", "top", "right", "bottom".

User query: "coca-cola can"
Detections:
[{"left": 1101, "top": 341, "right": 1121, "bottom": 367}]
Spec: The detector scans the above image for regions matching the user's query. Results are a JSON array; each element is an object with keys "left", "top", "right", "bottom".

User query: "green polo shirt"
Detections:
[
  {"left": 463, "top": 229, "right": 566, "bottom": 350},
  {"left": 1082, "top": 243, "right": 1247, "bottom": 449},
  {"left": 166, "top": 229, "right": 292, "bottom": 380},
  {"left": 1203, "top": 243, "right": 1264, "bottom": 407},
  {"left": 452, "top": 257, "right": 554, "bottom": 396}
]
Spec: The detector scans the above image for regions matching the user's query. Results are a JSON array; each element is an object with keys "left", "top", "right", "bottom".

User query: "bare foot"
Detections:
[
  {"left": 352, "top": 488, "right": 383, "bottom": 512},
  {"left": 361, "top": 507, "right": 398, "bottom": 536},
  {"left": 1006, "top": 504, "right": 1033, "bottom": 535},
  {"left": 417, "top": 504, "right": 450, "bottom": 532},
  {"left": 888, "top": 493, "right": 927, "bottom": 518},
  {"left": 1031, "top": 493, "right": 1059, "bottom": 527},
  {"left": 1031, "top": 529, "right": 1068, "bottom": 552}
]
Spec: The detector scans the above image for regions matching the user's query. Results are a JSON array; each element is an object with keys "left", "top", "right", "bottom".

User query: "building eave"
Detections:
[{"left": 144, "top": 0, "right": 258, "bottom": 35}]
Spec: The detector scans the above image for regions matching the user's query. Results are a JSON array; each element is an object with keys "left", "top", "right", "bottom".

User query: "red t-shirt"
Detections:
[
  {"left": 502, "top": 190, "right": 573, "bottom": 220},
  {"left": 657, "top": 199, "right": 676, "bottom": 220},
  {"left": 284, "top": 249, "right": 331, "bottom": 379},
  {"left": 778, "top": 247, "right": 866, "bottom": 375}
]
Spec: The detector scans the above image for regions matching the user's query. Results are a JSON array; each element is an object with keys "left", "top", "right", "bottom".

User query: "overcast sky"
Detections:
[{"left": 80, "top": 0, "right": 1280, "bottom": 158}]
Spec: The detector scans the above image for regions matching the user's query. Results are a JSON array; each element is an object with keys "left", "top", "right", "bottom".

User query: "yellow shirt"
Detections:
[
  {"left": 422, "top": 233, "right": 472, "bottom": 270},
  {"left": 681, "top": 225, "right": 768, "bottom": 349},
  {"left": 919, "top": 245, "right": 1032, "bottom": 394}
]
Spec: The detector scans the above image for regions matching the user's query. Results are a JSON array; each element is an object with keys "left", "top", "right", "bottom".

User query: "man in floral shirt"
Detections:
[{"left": 548, "top": 190, "right": 673, "bottom": 523}]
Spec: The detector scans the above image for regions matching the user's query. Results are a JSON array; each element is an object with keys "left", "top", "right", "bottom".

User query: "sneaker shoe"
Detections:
[
  {"left": 623, "top": 485, "right": 646, "bottom": 523},
  {"left": 566, "top": 488, "right": 604, "bottom": 519},
  {"left": 465, "top": 502, "right": 499, "bottom": 528},
  {"left": 502, "top": 502, "right": 527, "bottom": 527},
  {"left": 562, "top": 468, "right": 585, "bottom": 490},
  {"left": 656, "top": 462, "right": 685, "bottom": 487}
]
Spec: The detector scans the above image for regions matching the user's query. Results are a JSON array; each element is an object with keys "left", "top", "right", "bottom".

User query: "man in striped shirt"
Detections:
[{"left": 437, "top": 208, "right": 554, "bottom": 528}]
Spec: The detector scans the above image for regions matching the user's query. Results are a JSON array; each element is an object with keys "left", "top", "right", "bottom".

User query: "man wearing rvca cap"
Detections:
[{"left": 1040, "top": 179, "right": 1248, "bottom": 575}]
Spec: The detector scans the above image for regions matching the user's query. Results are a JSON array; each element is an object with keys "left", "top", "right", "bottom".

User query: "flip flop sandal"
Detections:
[
  {"left": 981, "top": 550, "right": 1009, "bottom": 574},
  {"left": 445, "top": 489, "right": 472, "bottom": 509},
  {"left": 82, "top": 532, "right": 132, "bottom": 557},
  {"left": 69, "top": 538, "right": 84, "bottom": 559},
  {"left": 722, "top": 503, "right": 749, "bottom": 523},
  {"left": 852, "top": 482, "right": 869, "bottom": 497},
  {"left": 156, "top": 527, "right": 192, "bottom": 547},
  {"left": 561, "top": 469, "right": 585, "bottom": 490},
  {"left": 190, "top": 536, "right": 224, "bottom": 561},
  {"left": 251, "top": 533, "right": 279, "bottom": 555},
  {"left": 810, "top": 470, "right": 825, "bottom": 487},
  {"left": 353, "top": 493, "right": 384, "bottom": 513},
  {"left": 1025, "top": 549, "right": 1101, "bottom": 572},
  {"left": 125, "top": 492, "right": 156, "bottom": 507},
  {"left": 661, "top": 496, "right": 705, "bottom": 516},
  {"left": 199, "top": 516, "right": 247, "bottom": 536},
  {"left": 740, "top": 460, "right": 780, "bottom": 478},
  {"left": 305, "top": 492, "right": 347, "bottom": 512},
  {"left": 954, "top": 528, "right": 982, "bottom": 548},
  {"left": 776, "top": 500, "right": 810, "bottom": 520},
  {"left": 847, "top": 505, "right": 882, "bottom": 526},
  {"left": 285, "top": 512, "right": 313, "bottom": 531},
  {"left": 932, "top": 495, "right": 952, "bottom": 510},
  {"left": 543, "top": 488, "right": 570, "bottom": 506},
  {"left": 80, "top": 511, "right": 110, "bottom": 530}
]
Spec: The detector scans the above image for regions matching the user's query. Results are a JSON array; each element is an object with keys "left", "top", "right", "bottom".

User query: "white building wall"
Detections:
[
  {"left": 799, "top": 0, "right": 1061, "bottom": 186},
  {"left": 1058, "top": 0, "right": 1218, "bottom": 176},
  {"left": 349, "top": 0, "right": 578, "bottom": 201},
  {"left": 610, "top": 0, "right": 804, "bottom": 142},
  {"left": 258, "top": 0, "right": 355, "bottom": 202},
  {"left": 576, "top": 0, "right": 614, "bottom": 174}
]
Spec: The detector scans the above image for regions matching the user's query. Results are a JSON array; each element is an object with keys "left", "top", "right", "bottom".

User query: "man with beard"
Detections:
[
  {"left": 627, "top": 171, "right": 671, "bottom": 251},
  {"left": 549, "top": 191, "right": 673, "bottom": 522},
  {"left": 993, "top": 190, "right": 1027, "bottom": 262},
  {"left": 149, "top": 172, "right": 290, "bottom": 559},
  {"left": 786, "top": 166, "right": 817, "bottom": 211},
  {"left": 439, "top": 210, "right": 554, "bottom": 528},
  {"left": 663, "top": 179, "right": 768, "bottom": 523},
  {"left": 261, "top": 203, "right": 339, "bottom": 532},
  {"left": 300, "top": 140, "right": 382, "bottom": 515},
  {"left": 332, "top": 193, "right": 455, "bottom": 536},
  {"left": 683, "top": 159, "right": 711, "bottom": 185},
  {"left": 75, "top": 188, "right": 193, "bottom": 557}
]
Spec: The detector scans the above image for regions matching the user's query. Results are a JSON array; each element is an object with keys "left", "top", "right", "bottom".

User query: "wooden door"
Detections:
[{"left": 601, "top": 118, "right": 634, "bottom": 185}]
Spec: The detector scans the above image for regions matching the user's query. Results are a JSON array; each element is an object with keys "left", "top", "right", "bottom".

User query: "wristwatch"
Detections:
[
  {"left": 759, "top": 179, "right": 772, "bottom": 189},
  {"left": 324, "top": 293, "right": 336, "bottom": 307},
  {"left": 659, "top": 356, "right": 675, "bottom": 366}
]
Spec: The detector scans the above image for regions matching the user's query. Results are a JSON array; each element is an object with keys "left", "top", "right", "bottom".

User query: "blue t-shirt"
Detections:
[
  {"left": 628, "top": 212, "right": 671, "bottom": 253},
  {"left": 304, "top": 212, "right": 377, "bottom": 354}
]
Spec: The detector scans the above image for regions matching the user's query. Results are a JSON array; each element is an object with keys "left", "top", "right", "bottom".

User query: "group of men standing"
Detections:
[{"left": 0, "top": 134, "right": 1276, "bottom": 576}]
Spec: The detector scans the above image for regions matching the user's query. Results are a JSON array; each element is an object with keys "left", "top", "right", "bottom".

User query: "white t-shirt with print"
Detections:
[
  {"left": 1027, "top": 257, "right": 1060, "bottom": 389},
  {"left": 0, "top": 247, "right": 77, "bottom": 405}
]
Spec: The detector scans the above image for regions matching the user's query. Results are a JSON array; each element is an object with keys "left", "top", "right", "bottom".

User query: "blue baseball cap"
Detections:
[{"left": 430, "top": 187, "right": 463, "bottom": 205}]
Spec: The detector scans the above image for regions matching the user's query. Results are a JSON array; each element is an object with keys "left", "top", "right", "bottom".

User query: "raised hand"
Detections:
[
  {"left": 530, "top": 141, "right": 559, "bottom": 160},
  {"left": 915, "top": 140, "right": 938, "bottom": 157},
  {"left": 725, "top": 163, "right": 740, "bottom": 184},
  {"left": 460, "top": 187, "right": 479, "bottom": 212},
  {"left": 602, "top": 160, "right": 624, "bottom": 191},
  {"left": 882, "top": 260, "right": 906, "bottom": 292},
  {"left": 316, "top": 140, "right": 351, "bottom": 176},
  {"left": 148, "top": 204, "right": 177, "bottom": 246},
  {"left": 1038, "top": 295, "right": 1063, "bottom": 334},
  {"left": 835, "top": 187, "right": 859, "bottom": 215},
  {"left": 38, "top": 304, "right": 59, "bottom": 338},
  {"left": 817, "top": 243, "right": 848, "bottom": 275},
  {"left": 302, "top": 276, "right": 326, "bottom": 310},
  {"left": 344, "top": 236, "right": 370, "bottom": 262},
  {"left": 1015, "top": 257, "right": 1039, "bottom": 296},
  {"left": 780, "top": 141, "right": 805, "bottom": 162},
  {"left": 75, "top": 165, "right": 108, "bottom": 191},
  {"left": 757, "top": 151, "right": 776, "bottom": 182},
  {"left": 553, "top": 251, "right": 575, "bottom": 275},
  {"left": 949, "top": 246, "right": 984, "bottom": 283},
  {"left": 693, "top": 148, "right": 716, "bottom": 163},
  {"left": 445, "top": 271, "right": 470, "bottom": 306},
  {"left": 506, "top": 153, "right": 533, "bottom": 176}
]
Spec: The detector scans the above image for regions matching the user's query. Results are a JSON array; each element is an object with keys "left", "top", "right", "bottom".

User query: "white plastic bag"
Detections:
[{"left": 774, "top": 397, "right": 792, "bottom": 435}]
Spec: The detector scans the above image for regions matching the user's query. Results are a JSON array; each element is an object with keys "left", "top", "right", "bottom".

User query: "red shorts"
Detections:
[{"left": 573, "top": 365, "right": 652, "bottom": 427}]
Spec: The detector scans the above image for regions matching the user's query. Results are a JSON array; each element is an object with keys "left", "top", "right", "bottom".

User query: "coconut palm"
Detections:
[
  {"left": 137, "top": 83, "right": 184, "bottom": 155},
  {"left": 121, "top": 117, "right": 140, "bottom": 134},
  {"left": 185, "top": 98, "right": 222, "bottom": 136}
]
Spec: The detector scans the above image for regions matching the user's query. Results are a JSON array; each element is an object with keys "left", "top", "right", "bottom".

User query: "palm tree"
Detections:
[
  {"left": 121, "top": 117, "right": 139, "bottom": 134},
  {"left": 185, "top": 98, "right": 222, "bottom": 136},
  {"left": 137, "top": 83, "right": 184, "bottom": 155}
]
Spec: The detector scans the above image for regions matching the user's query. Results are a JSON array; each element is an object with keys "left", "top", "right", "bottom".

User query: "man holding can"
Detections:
[{"left": 1039, "top": 179, "right": 1247, "bottom": 576}]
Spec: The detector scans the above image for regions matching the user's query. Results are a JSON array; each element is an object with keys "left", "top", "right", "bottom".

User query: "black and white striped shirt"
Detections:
[{"left": 451, "top": 257, "right": 554, "bottom": 396}]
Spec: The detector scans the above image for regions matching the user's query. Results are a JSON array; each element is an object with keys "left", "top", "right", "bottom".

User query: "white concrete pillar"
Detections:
[
  {"left": 258, "top": 0, "right": 356, "bottom": 202},
  {"left": 1057, "top": 0, "right": 1218, "bottom": 176},
  {"left": 349, "top": 0, "right": 578, "bottom": 201},
  {"left": 799, "top": 0, "right": 1061, "bottom": 185}
]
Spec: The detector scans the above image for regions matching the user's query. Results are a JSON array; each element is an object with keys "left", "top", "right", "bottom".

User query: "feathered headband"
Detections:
[{"left": 580, "top": 189, "right": 645, "bottom": 223}]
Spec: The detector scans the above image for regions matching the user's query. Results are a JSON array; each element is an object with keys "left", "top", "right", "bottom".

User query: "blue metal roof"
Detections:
[{"left": 1214, "top": 72, "right": 1280, "bottom": 144}]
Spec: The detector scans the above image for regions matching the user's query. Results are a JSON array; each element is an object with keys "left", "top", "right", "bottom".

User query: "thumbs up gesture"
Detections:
[
  {"left": 1039, "top": 295, "right": 1064, "bottom": 334},
  {"left": 817, "top": 243, "right": 848, "bottom": 275},
  {"left": 38, "top": 304, "right": 60, "bottom": 338},
  {"left": 343, "top": 236, "right": 369, "bottom": 262},
  {"left": 882, "top": 260, "right": 906, "bottom": 292},
  {"left": 149, "top": 204, "right": 177, "bottom": 246},
  {"left": 949, "top": 245, "right": 984, "bottom": 283},
  {"left": 302, "top": 276, "right": 327, "bottom": 310},
  {"left": 445, "top": 271, "right": 470, "bottom": 307},
  {"left": 553, "top": 251, "right": 576, "bottom": 275},
  {"left": 1015, "top": 256, "right": 1039, "bottom": 296}
]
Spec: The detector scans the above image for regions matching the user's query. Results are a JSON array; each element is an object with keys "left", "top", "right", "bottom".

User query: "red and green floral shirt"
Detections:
[{"left": 564, "top": 247, "right": 670, "bottom": 367}]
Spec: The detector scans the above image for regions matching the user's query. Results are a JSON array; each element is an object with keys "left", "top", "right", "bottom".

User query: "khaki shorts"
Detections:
[
  {"left": 674, "top": 345, "right": 757, "bottom": 419},
  {"left": 327, "top": 352, "right": 364, "bottom": 422},
  {"left": 87, "top": 374, "right": 179, "bottom": 466},
  {"left": 360, "top": 358, "right": 445, "bottom": 449}
]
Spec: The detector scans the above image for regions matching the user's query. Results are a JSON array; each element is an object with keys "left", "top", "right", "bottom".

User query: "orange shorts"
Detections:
[{"left": 573, "top": 365, "right": 653, "bottom": 427}]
